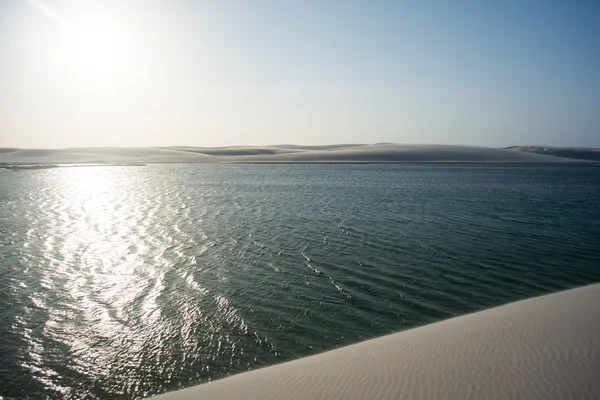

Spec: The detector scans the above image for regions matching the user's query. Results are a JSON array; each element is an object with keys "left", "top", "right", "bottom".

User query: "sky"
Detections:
[{"left": 0, "top": 0, "right": 598, "bottom": 149}]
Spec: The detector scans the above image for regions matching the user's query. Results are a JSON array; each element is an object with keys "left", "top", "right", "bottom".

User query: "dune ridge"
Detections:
[
  {"left": 505, "top": 145, "right": 600, "bottom": 161},
  {"left": 152, "top": 283, "right": 600, "bottom": 400},
  {"left": 0, "top": 144, "right": 597, "bottom": 165}
]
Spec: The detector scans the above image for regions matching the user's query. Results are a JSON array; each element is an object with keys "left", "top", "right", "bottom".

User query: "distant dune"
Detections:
[
  {"left": 0, "top": 144, "right": 597, "bottom": 165},
  {"left": 505, "top": 145, "right": 600, "bottom": 161},
  {"left": 152, "top": 283, "right": 600, "bottom": 400}
]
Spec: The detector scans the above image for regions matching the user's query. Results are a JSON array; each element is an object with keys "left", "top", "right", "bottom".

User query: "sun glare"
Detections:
[
  {"left": 55, "top": 12, "right": 133, "bottom": 81},
  {"left": 27, "top": 0, "right": 138, "bottom": 84}
]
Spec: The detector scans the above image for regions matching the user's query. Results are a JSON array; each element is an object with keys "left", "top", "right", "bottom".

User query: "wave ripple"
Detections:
[{"left": 0, "top": 164, "right": 599, "bottom": 398}]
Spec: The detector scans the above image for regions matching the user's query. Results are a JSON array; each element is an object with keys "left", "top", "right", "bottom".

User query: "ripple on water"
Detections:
[{"left": 0, "top": 164, "right": 599, "bottom": 398}]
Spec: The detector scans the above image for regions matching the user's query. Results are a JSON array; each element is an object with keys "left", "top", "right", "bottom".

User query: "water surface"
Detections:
[{"left": 1, "top": 164, "right": 599, "bottom": 398}]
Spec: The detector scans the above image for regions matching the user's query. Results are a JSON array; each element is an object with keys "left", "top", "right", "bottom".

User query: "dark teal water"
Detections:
[{"left": 0, "top": 164, "right": 599, "bottom": 399}]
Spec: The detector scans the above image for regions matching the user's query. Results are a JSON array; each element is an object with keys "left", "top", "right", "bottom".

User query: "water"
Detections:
[{"left": 0, "top": 164, "right": 599, "bottom": 399}]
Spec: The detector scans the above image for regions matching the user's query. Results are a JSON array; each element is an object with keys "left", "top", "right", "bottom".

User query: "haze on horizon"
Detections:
[{"left": 0, "top": 0, "right": 598, "bottom": 150}]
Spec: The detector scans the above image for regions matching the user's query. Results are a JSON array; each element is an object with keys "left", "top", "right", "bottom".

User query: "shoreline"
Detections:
[
  {"left": 151, "top": 283, "right": 600, "bottom": 399},
  {"left": 1, "top": 160, "right": 597, "bottom": 168},
  {"left": 1, "top": 144, "right": 598, "bottom": 165}
]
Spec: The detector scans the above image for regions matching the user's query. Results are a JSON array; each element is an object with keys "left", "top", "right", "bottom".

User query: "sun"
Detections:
[
  {"left": 28, "top": 0, "right": 137, "bottom": 83},
  {"left": 64, "top": 17, "right": 128, "bottom": 77},
  {"left": 55, "top": 12, "right": 133, "bottom": 82}
]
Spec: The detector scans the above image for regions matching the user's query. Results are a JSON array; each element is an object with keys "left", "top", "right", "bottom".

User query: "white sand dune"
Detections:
[
  {"left": 152, "top": 283, "right": 600, "bottom": 400},
  {"left": 0, "top": 144, "right": 594, "bottom": 165},
  {"left": 506, "top": 145, "right": 600, "bottom": 161}
]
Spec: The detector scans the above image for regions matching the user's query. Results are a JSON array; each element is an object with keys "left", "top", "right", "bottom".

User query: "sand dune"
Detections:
[
  {"left": 506, "top": 145, "right": 600, "bottom": 161},
  {"left": 0, "top": 144, "right": 594, "bottom": 165},
  {"left": 152, "top": 283, "right": 600, "bottom": 400}
]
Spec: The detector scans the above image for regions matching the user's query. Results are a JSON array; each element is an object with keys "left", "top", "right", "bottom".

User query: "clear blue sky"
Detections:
[{"left": 0, "top": 0, "right": 598, "bottom": 148}]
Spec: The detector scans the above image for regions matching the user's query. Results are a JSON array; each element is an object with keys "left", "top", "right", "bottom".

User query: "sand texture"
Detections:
[
  {"left": 0, "top": 144, "right": 596, "bottom": 165},
  {"left": 152, "top": 283, "right": 600, "bottom": 399}
]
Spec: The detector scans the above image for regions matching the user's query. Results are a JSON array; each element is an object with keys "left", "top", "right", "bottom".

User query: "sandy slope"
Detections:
[
  {"left": 152, "top": 283, "right": 600, "bottom": 400},
  {"left": 506, "top": 145, "right": 600, "bottom": 161},
  {"left": 0, "top": 144, "right": 593, "bottom": 164}
]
